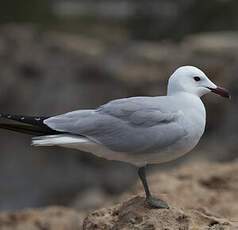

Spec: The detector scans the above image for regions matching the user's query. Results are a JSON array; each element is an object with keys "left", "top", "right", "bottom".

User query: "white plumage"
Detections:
[{"left": 31, "top": 66, "right": 229, "bottom": 167}]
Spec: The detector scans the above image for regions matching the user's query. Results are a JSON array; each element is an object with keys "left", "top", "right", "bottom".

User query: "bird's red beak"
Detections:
[{"left": 208, "top": 87, "right": 231, "bottom": 99}]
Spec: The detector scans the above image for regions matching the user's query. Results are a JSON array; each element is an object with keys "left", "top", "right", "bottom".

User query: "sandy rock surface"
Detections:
[
  {"left": 132, "top": 161, "right": 238, "bottom": 220},
  {"left": 0, "top": 207, "right": 84, "bottom": 230},
  {"left": 0, "top": 161, "right": 237, "bottom": 230},
  {"left": 83, "top": 196, "right": 234, "bottom": 230}
]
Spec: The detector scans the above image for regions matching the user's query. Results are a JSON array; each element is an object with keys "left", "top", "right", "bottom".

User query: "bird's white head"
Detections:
[{"left": 167, "top": 66, "right": 230, "bottom": 99}]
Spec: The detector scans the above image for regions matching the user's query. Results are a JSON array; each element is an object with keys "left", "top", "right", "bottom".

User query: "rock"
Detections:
[
  {"left": 83, "top": 161, "right": 238, "bottom": 229},
  {"left": 131, "top": 161, "right": 238, "bottom": 221},
  {"left": 0, "top": 198, "right": 233, "bottom": 230},
  {"left": 0, "top": 162, "right": 237, "bottom": 229},
  {"left": 83, "top": 196, "right": 233, "bottom": 230},
  {"left": 0, "top": 207, "right": 84, "bottom": 230}
]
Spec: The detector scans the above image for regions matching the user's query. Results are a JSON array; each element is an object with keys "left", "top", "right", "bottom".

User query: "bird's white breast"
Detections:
[
  {"left": 136, "top": 93, "right": 206, "bottom": 165},
  {"left": 180, "top": 93, "right": 206, "bottom": 143}
]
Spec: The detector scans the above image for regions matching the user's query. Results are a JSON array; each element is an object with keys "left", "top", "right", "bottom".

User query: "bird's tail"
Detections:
[{"left": 0, "top": 113, "right": 61, "bottom": 136}]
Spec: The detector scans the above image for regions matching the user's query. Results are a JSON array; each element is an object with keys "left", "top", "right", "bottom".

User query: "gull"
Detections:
[{"left": 0, "top": 66, "right": 230, "bottom": 209}]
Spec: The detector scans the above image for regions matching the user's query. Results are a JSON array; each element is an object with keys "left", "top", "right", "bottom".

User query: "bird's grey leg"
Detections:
[{"left": 138, "top": 166, "right": 169, "bottom": 209}]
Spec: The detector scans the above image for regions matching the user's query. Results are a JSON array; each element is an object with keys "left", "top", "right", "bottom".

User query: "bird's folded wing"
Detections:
[{"left": 44, "top": 97, "right": 187, "bottom": 154}]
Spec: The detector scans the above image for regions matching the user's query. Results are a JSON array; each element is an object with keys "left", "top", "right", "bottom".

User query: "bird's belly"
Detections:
[
  {"left": 129, "top": 137, "right": 200, "bottom": 166},
  {"left": 142, "top": 135, "right": 200, "bottom": 165},
  {"left": 65, "top": 126, "right": 204, "bottom": 167}
]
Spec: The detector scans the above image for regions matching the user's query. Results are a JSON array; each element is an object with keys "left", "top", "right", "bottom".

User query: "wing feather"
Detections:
[{"left": 44, "top": 97, "right": 187, "bottom": 154}]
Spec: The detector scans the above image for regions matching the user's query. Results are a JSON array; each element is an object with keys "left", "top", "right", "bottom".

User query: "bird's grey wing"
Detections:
[{"left": 44, "top": 97, "right": 187, "bottom": 153}]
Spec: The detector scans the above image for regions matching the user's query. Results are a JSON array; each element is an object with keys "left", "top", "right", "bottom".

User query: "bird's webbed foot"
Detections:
[{"left": 145, "top": 196, "right": 169, "bottom": 209}]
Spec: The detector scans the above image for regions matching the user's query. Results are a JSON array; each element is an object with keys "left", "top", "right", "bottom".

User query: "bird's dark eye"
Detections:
[{"left": 194, "top": 76, "right": 201, "bottom": 82}]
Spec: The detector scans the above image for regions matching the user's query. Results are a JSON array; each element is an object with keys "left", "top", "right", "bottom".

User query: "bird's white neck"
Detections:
[{"left": 167, "top": 91, "right": 206, "bottom": 116}]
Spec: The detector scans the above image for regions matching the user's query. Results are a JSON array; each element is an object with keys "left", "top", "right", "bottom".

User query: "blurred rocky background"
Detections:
[{"left": 0, "top": 0, "right": 237, "bottom": 216}]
